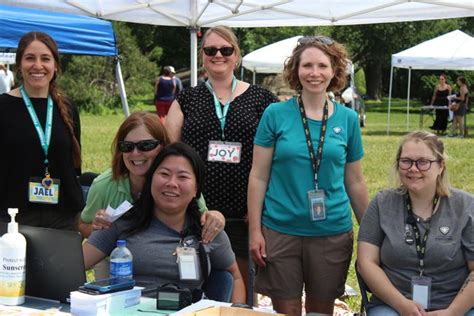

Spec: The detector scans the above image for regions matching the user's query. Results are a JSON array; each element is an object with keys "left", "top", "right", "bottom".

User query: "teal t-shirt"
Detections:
[
  {"left": 80, "top": 168, "right": 133, "bottom": 222},
  {"left": 254, "top": 97, "right": 364, "bottom": 236}
]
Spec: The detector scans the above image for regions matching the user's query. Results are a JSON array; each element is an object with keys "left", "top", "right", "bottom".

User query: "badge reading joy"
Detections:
[{"left": 207, "top": 141, "right": 241, "bottom": 163}]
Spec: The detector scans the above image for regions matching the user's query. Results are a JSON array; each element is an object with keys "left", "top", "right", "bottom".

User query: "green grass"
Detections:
[{"left": 81, "top": 99, "right": 474, "bottom": 311}]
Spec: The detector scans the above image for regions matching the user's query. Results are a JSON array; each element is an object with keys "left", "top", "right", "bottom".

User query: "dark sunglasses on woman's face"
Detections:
[
  {"left": 118, "top": 139, "right": 161, "bottom": 153},
  {"left": 203, "top": 46, "right": 235, "bottom": 57}
]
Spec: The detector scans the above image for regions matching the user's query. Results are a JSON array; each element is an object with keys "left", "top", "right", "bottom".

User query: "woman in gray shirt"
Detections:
[{"left": 358, "top": 131, "right": 474, "bottom": 316}]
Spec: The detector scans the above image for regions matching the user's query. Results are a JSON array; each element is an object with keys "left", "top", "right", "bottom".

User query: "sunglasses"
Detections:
[
  {"left": 298, "top": 35, "right": 335, "bottom": 46},
  {"left": 202, "top": 46, "right": 235, "bottom": 57},
  {"left": 118, "top": 139, "right": 161, "bottom": 153}
]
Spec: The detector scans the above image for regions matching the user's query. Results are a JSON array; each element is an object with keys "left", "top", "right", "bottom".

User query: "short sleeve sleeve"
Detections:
[
  {"left": 462, "top": 201, "right": 474, "bottom": 261},
  {"left": 87, "top": 221, "right": 120, "bottom": 256},
  {"left": 207, "top": 231, "right": 236, "bottom": 270},
  {"left": 254, "top": 103, "right": 278, "bottom": 148},
  {"left": 346, "top": 109, "right": 364, "bottom": 163},
  {"left": 358, "top": 192, "right": 385, "bottom": 247},
  {"left": 80, "top": 178, "right": 106, "bottom": 222}
]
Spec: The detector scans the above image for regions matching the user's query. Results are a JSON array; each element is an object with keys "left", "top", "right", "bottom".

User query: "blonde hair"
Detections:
[
  {"left": 392, "top": 131, "right": 450, "bottom": 196},
  {"left": 201, "top": 26, "right": 241, "bottom": 67}
]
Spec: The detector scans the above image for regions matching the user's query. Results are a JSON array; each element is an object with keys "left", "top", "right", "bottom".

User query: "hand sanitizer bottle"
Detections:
[{"left": 0, "top": 208, "right": 27, "bottom": 305}]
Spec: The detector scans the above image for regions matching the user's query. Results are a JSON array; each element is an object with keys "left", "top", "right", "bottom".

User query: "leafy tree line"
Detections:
[{"left": 57, "top": 19, "right": 473, "bottom": 113}]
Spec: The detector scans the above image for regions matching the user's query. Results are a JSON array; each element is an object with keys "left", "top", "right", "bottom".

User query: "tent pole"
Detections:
[
  {"left": 407, "top": 67, "right": 412, "bottom": 131},
  {"left": 387, "top": 66, "right": 394, "bottom": 135},
  {"left": 190, "top": 27, "right": 198, "bottom": 87},
  {"left": 240, "top": 66, "right": 244, "bottom": 80},
  {"left": 115, "top": 58, "right": 130, "bottom": 117},
  {"left": 252, "top": 71, "right": 256, "bottom": 85}
]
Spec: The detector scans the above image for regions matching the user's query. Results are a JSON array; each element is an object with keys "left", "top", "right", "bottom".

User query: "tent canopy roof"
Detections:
[
  {"left": 391, "top": 30, "right": 474, "bottom": 70},
  {"left": 1, "top": 1, "right": 473, "bottom": 27},
  {"left": 242, "top": 36, "right": 301, "bottom": 73},
  {"left": 0, "top": 4, "right": 117, "bottom": 56}
]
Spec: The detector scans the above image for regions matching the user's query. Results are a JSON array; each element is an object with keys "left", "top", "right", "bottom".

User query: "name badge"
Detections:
[
  {"left": 28, "top": 177, "right": 60, "bottom": 204},
  {"left": 176, "top": 247, "right": 200, "bottom": 281},
  {"left": 411, "top": 276, "right": 431, "bottom": 309},
  {"left": 308, "top": 189, "right": 326, "bottom": 221},
  {"left": 207, "top": 141, "right": 241, "bottom": 163}
]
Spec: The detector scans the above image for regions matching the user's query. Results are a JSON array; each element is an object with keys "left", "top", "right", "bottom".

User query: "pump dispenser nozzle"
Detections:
[{"left": 7, "top": 208, "right": 19, "bottom": 233}]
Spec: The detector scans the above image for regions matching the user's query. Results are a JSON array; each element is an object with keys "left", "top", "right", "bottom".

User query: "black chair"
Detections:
[
  {"left": 203, "top": 269, "right": 233, "bottom": 302},
  {"left": 355, "top": 260, "right": 371, "bottom": 315},
  {"left": 78, "top": 172, "right": 99, "bottom": 200}
]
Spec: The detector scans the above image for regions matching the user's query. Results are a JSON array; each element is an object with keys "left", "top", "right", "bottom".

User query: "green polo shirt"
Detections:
[{"left": 81, "top": 168, "right": 208, "bottom": 223}]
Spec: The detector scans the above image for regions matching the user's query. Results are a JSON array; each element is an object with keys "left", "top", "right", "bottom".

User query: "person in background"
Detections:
[
  {"left": 79, "top": 111, "right": 225, "bottom": 278},
  {"left": 169, "top": 65, "right": 183, "bottom": 98},
  {"left": 248, "top": 35, "right": 368, "bottom": 315},
  {"left": 449, "top": 76, "right": 469, "bottom": 138},
  {"left": 4, "top": 64, "right": 15, "bottom": 91},
  {"left": 0, "top": 64, "right": 8, "bottom": 94},
  {"left": 166, "top": 26, "right": 279, "bottom": 300},
  {"left": 429, "top": 73, "right": 452, "bottom": 134},
  {"left": 0, "top": 31, "right": 83, "bottom": 230},
  {"left": 155, "top": 66, "right": 176, "bottom": 123},
  {"left": 83, "top": 143, "right": 246, "bottom": 304},
  {"left": 358, "top": 131, "right": 474, "bottom": 316}
]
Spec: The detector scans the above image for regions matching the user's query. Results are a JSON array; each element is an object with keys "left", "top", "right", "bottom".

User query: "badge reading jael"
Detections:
[{"left": 29, "top": 176, "right": 60, "bottom": 204}]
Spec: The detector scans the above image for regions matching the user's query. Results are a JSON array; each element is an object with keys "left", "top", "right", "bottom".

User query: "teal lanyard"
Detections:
[
  {"left": 205, "top": 76, "right": 237, "bottom": 140},
  {"left": 20, "top": 85, "right": 54, "bottom": 167}
]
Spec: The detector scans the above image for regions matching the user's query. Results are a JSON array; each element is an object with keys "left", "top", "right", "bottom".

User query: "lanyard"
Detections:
[
  {"left": 20, "top": 85, "right": 54, "bottom": 168},
  {"left": 405, "top": 194, "right": 439, "bottom": 276},
  {"left": 297, "top": 96, "right": 329, "bottom": 190},
  {"left": 205, "top": 76, "right": 237, "bottom": 140}
]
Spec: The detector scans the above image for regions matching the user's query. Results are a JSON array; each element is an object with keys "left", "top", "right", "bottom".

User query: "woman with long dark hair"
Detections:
[
  {"left": 83, "top": 143, "right": 245, "bottom": 303},
  {"left": 0, "top": 31, "right": 83, "bottom": 230}
]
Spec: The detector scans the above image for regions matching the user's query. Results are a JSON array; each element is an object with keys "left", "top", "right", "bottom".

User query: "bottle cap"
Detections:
[
  {"left": 117, "top": 240, "right": 126, "bottom": 247},
  {"left": 7, "top": 208, "right": 19, "bottom": 233}
]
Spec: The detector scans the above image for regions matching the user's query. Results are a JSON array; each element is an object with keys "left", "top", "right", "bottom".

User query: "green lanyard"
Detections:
[
  {"left": 205, "top": 76, "right": 237, "bottom": 140},
  {"left": 20, "top": 85, "right": 54, "bottom": 170},
  {"left": 297, "top": 96, "right": 329, "bottom": 190}
]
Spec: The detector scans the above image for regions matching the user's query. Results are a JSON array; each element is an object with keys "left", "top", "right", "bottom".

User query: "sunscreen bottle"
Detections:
[{"left": 0, "top": 208, "right": 26, "bottom": 305}]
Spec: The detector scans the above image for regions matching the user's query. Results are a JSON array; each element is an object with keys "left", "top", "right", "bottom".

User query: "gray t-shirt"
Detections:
[
  {"left": 358, "top": 188, "right": 474, "bottom": 310},
  {"left": 88, "top": 215, "right": 235, "bottom": 290}
]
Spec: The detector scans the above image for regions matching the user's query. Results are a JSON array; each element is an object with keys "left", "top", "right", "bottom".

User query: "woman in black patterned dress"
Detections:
[{"left": 166, "top": 26, "right": 278, "bottom": 299}]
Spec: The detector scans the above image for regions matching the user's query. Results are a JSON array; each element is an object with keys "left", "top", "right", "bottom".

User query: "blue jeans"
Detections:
[{"left": 368, "top": 304, "right": 474, "bottom": 316}]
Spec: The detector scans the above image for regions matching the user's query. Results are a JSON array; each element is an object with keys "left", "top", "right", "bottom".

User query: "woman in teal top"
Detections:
[{"left": 248, "top": 36, "right": 369, "bottom": 315}]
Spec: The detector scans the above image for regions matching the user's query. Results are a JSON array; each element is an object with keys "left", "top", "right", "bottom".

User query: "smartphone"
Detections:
[{"left": 81, "top": 277, "right": 135, "bottom": 294}]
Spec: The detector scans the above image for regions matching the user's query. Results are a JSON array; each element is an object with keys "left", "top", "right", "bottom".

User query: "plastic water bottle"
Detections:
[{"left": 109, "top": 240, "right": 133, "bottom": 279}]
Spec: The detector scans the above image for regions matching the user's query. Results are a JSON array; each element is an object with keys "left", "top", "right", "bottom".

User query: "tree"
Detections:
[
  {"left": 331, "top": 19, "right": 465, "bottom": 100},
  {"left": 59, "top": 22, "right": 157, "bottom": 113}
]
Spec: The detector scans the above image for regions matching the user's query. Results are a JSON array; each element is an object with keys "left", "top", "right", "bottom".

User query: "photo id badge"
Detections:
[
  {"left": 308, "top": 190, "right": 326, "bottom": 221},
  {"left": 176, "top": 247, "right": 200, "bottom": 281},
  {"left": 207, "top": 141, "right": 241, "bottom": 163},
  {"left": 411, "top": 276, "right": 431, "bottom": 309},
  {"left": 28, "top": 177, "right": 60, "bottom": 204}
]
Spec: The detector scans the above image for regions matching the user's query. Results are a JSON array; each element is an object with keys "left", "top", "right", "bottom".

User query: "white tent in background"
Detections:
[
  {"left": 242, "top": 36, "right": 302, "bottom": 79},
  {"left": 1, "top": 0, "right": 473, "bottom": 86},
  {"left": 387, "top": 30, "right": 474, "bottom": 134},
  {"left": 0, "top": 52, "right": 15, "bottom": 64}
]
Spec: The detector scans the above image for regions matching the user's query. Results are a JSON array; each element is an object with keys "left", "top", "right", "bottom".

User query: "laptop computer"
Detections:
[{"left": 0, "top": 223, "right": 87, "bottom": 303}]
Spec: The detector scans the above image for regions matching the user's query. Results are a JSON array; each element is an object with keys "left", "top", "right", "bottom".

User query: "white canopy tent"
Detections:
[
  {"left": 387, "top": 30, "right": 474, "bottom": 134},
  {"left": 0, "top": 52, "right": 15, "bottom": 64},
  {"left": 242, "top": 35, "right": 301, "bottom": 76},
  {"left": 1, "top": 0, "right": 473, "bottom": 86}
]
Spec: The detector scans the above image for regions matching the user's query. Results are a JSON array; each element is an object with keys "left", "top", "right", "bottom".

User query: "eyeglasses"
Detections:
[
  {"left": 398, "top": 158, "right": 439, "bottom": 171},
  {"left": 297, "top": 35, "right": 334, "bottom": 46},
  {"left": 118, "top": 139, "right": 161, "bottom": 153},
  {"left": 202, "top": 46, "right": 235, "bottom": 57}
]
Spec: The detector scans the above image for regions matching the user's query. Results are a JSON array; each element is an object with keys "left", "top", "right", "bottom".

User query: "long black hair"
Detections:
[{"left": 123, "top": 142, "right": 206, "bottom": 237}]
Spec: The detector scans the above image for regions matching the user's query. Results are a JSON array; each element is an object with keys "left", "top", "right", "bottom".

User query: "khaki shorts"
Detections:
[{"left": 254, "top": 226, "right": 353, "bottom": 300}]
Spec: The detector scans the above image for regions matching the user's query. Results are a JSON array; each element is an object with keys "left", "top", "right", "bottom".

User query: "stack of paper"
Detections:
[{"left": 70, "top": 287, "right": 141, "bottom": 315}]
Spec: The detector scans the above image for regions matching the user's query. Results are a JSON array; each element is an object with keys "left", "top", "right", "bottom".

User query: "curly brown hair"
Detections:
[{"left": 284, "top": 36, "right": 349, "bottom": 93}]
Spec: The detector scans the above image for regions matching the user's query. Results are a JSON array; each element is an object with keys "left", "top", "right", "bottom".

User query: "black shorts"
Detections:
[{"left": 224, "top": 219, "right": 248, "bottom": 258}]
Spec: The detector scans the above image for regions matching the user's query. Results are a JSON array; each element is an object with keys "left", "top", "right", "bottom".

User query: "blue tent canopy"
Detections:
[{"left": 0, "top": 4, "right": 117, "bottom": 56}]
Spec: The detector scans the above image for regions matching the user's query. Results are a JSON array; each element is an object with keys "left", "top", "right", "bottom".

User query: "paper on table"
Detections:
[
  {"left": 171, "top": 299, "right": 230, "bottom": 316},
  {"left": 105, "top": 200, "right": 133, "bottom": 222}
]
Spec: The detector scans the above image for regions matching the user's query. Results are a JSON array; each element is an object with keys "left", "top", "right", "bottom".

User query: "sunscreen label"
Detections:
[{"left": 0, "top": 248, "right": 26, "bottom": 298}]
